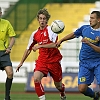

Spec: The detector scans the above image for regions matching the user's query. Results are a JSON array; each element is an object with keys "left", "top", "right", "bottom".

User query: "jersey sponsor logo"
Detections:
[
  {"left": 79, "top": 77, "right": 86, "bottom": 82},
  {"left": 84, "top": 37, "right": 99, "bottom": 44},
  {"left": 38, "top": 39, "right": 48, "bottom": 44},
  {"left": 43, "top": 39, "right": 48, "bottom": 44}
]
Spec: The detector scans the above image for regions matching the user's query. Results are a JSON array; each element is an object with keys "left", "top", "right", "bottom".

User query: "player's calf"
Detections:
[{"left": 93, "top": 92, "right": 100, "bottom": 100}]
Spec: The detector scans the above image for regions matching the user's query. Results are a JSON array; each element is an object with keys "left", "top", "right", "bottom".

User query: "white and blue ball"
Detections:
[{"left": 51, "top": 20, "right": 65, "bottom": 34}]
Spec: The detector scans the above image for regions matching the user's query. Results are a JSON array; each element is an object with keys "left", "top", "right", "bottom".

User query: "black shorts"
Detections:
[{"left": 0, "top": 50, "right": 12, "bottom": 70}]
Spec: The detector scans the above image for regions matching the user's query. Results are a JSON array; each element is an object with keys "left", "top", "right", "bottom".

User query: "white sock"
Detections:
[{"left": 39, "top": 95, "right": 46, "bottom": 100}]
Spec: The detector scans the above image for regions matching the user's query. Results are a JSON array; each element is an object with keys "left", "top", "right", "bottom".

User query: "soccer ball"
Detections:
[{"left": 51, "top": 20, "right": 65, "bottom": 34}]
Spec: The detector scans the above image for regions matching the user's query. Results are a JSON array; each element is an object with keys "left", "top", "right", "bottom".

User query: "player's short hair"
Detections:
[
  {"left": 91, "top": 11, "right": 100, "bottom": 18},
  {"left": 37, "top": 8, "right": 51, "bottom": 21}
]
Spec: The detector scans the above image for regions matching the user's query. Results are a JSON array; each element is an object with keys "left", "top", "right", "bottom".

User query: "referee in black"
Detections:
[{"left": 0, "top": 7, "right": 16, "bottom": 100}]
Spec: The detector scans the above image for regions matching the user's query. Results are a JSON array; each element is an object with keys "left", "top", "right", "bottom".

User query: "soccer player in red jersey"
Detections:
[{"left": 16, "top": 8, "right": 66, "bottom": 100}]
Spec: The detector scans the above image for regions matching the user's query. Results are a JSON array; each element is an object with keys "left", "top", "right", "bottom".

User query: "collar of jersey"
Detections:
[{"left": 91, "top": 27, "right": 100, "bottom": 31}]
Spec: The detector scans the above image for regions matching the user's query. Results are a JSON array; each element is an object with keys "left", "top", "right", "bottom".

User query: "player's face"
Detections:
[
  {"left": 89, "top": 13, "right": 99, "bottom": 29},
  {"left": 38, "top": 14, "right": 47, "bottom": 29}
]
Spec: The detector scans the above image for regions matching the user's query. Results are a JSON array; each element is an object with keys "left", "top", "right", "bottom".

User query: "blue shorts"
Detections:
[{"left": 78, "top": 60, "right": 100, "bottom": 85}]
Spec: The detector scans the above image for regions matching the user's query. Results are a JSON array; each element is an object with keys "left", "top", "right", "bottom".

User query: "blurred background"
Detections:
[{"left": 0, "top": 0, "right": 100, "bottom": 92}]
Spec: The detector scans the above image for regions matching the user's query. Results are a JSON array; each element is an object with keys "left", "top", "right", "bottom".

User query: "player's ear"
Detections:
[{"left": 98, "top": 18, "right": 100, "bottom": 22}]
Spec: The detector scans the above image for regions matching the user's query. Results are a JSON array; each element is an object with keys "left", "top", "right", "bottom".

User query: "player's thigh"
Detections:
[
  {"left": 49, "top": 62, "right": 62, "bottom": 82},
  {"left": 5, "top": 66, "right": 13, "bottom": 78},
  {"left": 78, "top": 62, "right": 94, "bottom": 85},
  {"left": 54, "top": 80, "right": 62, "bottom": 88},
  {"left": 0, "top": 51, "right": 12, "bottom": 70},
  {"left": 78, "top": 84, "right": 88, "bottom": 92},
  {"left": 34, "top": 61, "right": 48, "bottom": 77},
  {"left": 34, "top": 71, "right": 44, "bottom": 81}
]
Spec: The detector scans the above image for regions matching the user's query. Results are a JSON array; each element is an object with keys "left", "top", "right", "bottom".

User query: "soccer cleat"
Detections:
[
  {"left": 93, "top": 92, "right": 100, "bottom": 100},
  {"left": 60, "top": 95, "right": 67, "bottom": 100}
]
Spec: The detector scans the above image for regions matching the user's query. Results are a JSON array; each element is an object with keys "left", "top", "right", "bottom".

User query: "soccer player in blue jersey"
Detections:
[{"left": 57, "top": 11, "right": 100, "bottom": 100}]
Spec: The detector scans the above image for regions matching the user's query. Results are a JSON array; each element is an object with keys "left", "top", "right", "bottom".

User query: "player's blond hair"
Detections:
[{"left": 37, "top": 8, "right": 51, "bottom": 21}]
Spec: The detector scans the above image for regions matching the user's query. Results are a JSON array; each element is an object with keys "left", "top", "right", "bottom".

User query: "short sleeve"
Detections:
[{"left": 7, "top": 20, "right": 16, "bottom": 37}]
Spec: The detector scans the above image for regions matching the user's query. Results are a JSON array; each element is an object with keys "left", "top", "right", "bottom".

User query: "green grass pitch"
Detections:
[{"left": 0, "top": 83, "right": 92, "bottom": 100}]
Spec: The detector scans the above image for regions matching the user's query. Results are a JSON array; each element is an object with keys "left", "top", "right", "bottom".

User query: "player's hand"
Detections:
[
  {"left": 32, "top": 46, "right": 37, "bottom": 52},
  {"left": 5, "top": 48, "right": 11, "bottom": 54},
  {"left": 32, "top": 45, "right": 41, "bottom": 52},
  {"left": 81, "top": 38, "right": 90, "bottom": 44},
  {"left": 56, "top": 40, "right": 62, "bottom": 47},
  {"left": 95, "top": 36, "right": 100, "bottom": 42},
  {"left": 16, "top": 63, "right": 22, "bottom": 72}
]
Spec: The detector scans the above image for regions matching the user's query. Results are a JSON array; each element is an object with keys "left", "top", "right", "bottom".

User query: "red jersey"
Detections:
[{"left": 27, "top": 25, "right": 62, "bottom": 63}]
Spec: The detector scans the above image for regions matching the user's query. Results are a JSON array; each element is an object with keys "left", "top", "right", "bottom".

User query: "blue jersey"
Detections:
[{"left": 74, "top": 25, "right": 100, "bottom": 61}]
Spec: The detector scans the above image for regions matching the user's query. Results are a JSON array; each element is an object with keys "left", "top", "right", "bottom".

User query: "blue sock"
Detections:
[{"left": 83, "top": 87, "right": 95, "bottom": 98}]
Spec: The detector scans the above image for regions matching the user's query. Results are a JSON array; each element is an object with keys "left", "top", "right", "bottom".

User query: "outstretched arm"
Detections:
[
  {"left": 32, "top": 43, "right": 57, "bottom": 51},
  {"left": 57, "top": 32, "right": 75, "bottom": 47},
  {"left": 16, "top": 49, "right": 31, "bottom": 72}
]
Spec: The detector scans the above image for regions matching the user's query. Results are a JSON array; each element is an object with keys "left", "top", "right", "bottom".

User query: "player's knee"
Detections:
[
  {"left": 34, "top": 77, "right": 40, "bottom": 83},
  {"left": 7, "top": 71, "right": 13, "bottom": 79},
  {"left": 78, "top": 86, "right": 86, "bottom": 93},
  {"left": 56, "top": 85, "right": 60, "bottom": 89},
  {"left": 55, "top": 83, "right": 62, "bottom": 90}
]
